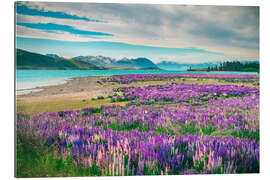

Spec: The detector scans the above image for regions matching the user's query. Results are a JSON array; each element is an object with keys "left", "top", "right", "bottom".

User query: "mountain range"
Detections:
[
  {"left": 72, "top": 56, "right": 116, "bottom": 67},
  {"left": 72, "top": 56, "right": 218, "bottom": 70},
  {"left": 16, "top": 49, "right": 104, "bottom": 70},
  {"left": 72, "top": 56, "right": 159, "bottom": 69},
  {"left": 16, "top": 49, "right": 161, "bottom": 70},
  {"left": 16, "top": 49, "right": 226, "bottom": 71}
]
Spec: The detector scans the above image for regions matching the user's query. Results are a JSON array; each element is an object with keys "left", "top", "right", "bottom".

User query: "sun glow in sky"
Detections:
[{"left": 15, "top": 2, "right": 259, "bottom": 63}]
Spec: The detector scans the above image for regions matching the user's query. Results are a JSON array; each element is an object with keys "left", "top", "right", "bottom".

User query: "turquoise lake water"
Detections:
[{"left": 16, "top": 70, "right": 258, "bottom": 95}]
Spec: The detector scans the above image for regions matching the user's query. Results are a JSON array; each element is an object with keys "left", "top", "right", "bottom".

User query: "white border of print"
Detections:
[{"left": 1, "top": 0, "right": 269, "bottom": 180}]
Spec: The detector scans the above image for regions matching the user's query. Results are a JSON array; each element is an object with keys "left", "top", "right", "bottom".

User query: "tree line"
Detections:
[{"left": 209, "top": 61, "right": 259, "bottom": 72}]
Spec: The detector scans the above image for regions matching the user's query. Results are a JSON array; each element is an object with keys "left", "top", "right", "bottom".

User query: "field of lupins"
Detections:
[{"left": 16, "top": 74, "right": 259, "bottom": 177}]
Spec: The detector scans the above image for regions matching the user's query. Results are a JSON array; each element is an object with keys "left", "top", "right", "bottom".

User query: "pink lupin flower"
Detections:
[
  {"left": 83, "top": 159, "right": 87, "bottom": 168},
  {"left": 73, "top": 159, "right": 78, "bottom": 167},
  {"left": 54, "top": 149, "right": 58, "bottom": 158},
  {"left": 115, "top": 159, "right": 118, "bottom": 176},
  {"left": 141, "top": 159, "right": 145, "bottom": 171},
  {"left": 109, "top": 163, "right": 112, "bottom": 176},
  {"left": 165, "top": 167, "right": 168, "bottom": 175},
  {"left": 122, "top": 160, "right": 125, "bottom": 176},
  {"left": 204, "top": 159, "right": 207, "bottom": 170},
  {"left": 119, "top": 155, "right": 122, "bottom": 176},
  {"left": 112, "top": 162, "right": 115, "bottom": 176},
  {"left": 193, "top": 154, "right": 196, "bottom": 166},
  {"left": 203, "top": 144, "right": 206, "bottom": 153},
  {"left": 88, "top": 155, "right": 92, "bottom": 167},
  {"left": 208, "top": 150, "right": 213, "bottom": 170},
  {"left": 218, "top": 156, "right": 223, "bottom": 167},
  {"left": 96, "top": 150, "right": 102, "bottom": 166}
]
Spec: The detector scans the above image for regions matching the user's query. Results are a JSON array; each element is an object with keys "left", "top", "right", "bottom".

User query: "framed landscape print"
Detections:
[{"left": 15, "top": 1, "right": 259, "bottom": 177}]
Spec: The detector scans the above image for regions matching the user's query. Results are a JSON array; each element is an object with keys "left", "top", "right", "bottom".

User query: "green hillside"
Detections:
[{"left": 16, "top": 49, "right": 105, "bottom": 70}]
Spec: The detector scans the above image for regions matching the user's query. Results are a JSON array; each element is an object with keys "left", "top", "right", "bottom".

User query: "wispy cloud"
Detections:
[{"left": 15, "top": 2, "right": 259, "bottom": 62}]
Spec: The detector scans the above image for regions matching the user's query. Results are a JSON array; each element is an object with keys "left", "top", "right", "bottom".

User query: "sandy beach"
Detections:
[
  {"left": 16, "top": 75, "right": 170, "bottom": 114},
  {"left": 16, "top": 76, "right": 115, "bottom": 114},
  {"left": 17, "top": 76, "right": 110, "bottom": 100}
]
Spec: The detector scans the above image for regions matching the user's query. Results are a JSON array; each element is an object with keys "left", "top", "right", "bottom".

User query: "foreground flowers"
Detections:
[
  {"left": 17, "top": 74, "right": 259, "bottom": 175},
  {"left": 106, "top": 73, "right": 259, "bottom": 84}
]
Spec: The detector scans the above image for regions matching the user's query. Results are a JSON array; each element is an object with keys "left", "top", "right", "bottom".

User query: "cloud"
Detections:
[{"left": 15, "top": 2, "right": 259, "bottom": 61}]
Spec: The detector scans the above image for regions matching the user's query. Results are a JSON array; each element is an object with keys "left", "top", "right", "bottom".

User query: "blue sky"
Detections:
[
  {"left": 15, "top": 2, "right": 259, "bottom": 63},
  {"left": 17, "top": 22, "right": 113, "bottom": 37},
  {"left": 16, "top": 4, "right": 101, "bottom": 22}
]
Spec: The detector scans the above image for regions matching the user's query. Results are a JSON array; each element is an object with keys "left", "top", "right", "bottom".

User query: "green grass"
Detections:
[
  {"left": 201, "top": 125, "right": 218, "bottom": 135},
  {"left": 179, "top": 123, "right": 200, "bottom": 135},
  {"left": 106, "top": 120, "right": 140, "bottom": 131},
  {"left": 211, "top": 129, "right": 259, "bottom": 142},
  {"left": 155, "top": 126, "right": 176, "bottom": 136},
  {"left": 16, "top": 135, "right": 102, "bottom": 177},
  {"left": 17, "top": 98, "right": 127, "bottom": 114}
]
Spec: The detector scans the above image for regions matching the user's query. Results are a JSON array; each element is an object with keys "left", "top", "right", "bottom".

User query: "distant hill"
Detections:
[
  {"left": 46, "top": 54, "right": 61, "bottom": 59},
  {"left": 16, "top": 49, "right": 105, "bottom": 70},
  {"left": 73, "top": 55, "right": 116, "bottom": 67},
  {"left": 73, "top": 56, "right": 160, "bottom": 70},
  {"left": 157, "top": 61, "right": 218, "bottom": 70},
  {"left": 114, "top": 57, "right": 159, "bottom": 69}
]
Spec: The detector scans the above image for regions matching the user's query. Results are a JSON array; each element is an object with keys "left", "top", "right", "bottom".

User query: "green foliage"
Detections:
[
  {"left": 191, "top": 103, "right": 201, "bottom": 106},
  {"left": 189, "top": 61, "right": 259, "bottom": 73},
  {"left": 82, "top": 108, "right": 102, "bottom": 117},
  {"left": 97, "top": 96, "right": 104, "bottom": 100},
  {"left": 155, "top": 127, "right": 176, "bottom": 136},
  {"left": 106, "top": 120, "right": 140, "bottom": 131},
  {"left": 180, "top": 123, "right": 200, "bottom": 135},
  {"left": 16, "top": 135, "right": 102, "bottom": 177},
  {"left": 231, "top": 130, "right": 259, "bottom": 142},
  {"left": 107, "top": 123, "right": 122, "bottom": 131},
  {"left": 127, "top": 102, "right": 142, "bottom": 107},
  {"left": 97, "top": 81, "right": 103, "bottom": 85},
  {"left": 211, "top": 129, "right": 259, "bottom": 142},
  {"left": 94, "top": 119, "right": 104, "bottom": 127},
  {"left": 193, "top": 160, "right": 204, "bottom": 172},
  {"left": 138, "top": 124, "right": 151, "bottom": 132},
  {"left": 123, "top": 120, "right": 140, "bottom": 131},
  {"left": 175, "top": 141, "right": 188, "bottom": 153},
  {"left": 200, "top": 98, "right": 210, "bottom": 102},
  {"left": 217, "top": 61, "right": 259, "bottom": 72},
  {"left": 201, "top": 125, "right": 218, "bottom": 135},
  {"left": 58, "top": 113, "right": 65, "bottom": 117},
  {"left": 211, "top": 130, "right": 234, "bottom": 137}
]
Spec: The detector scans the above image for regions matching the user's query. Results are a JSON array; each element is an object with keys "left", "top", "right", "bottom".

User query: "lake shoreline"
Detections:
[
  {"left": 16, "top": 75, "right": 108, "bottom": 99},
  {"left": 16, "top": 75, "right": 116, "bottom": 114},
  {"left": 16, "top": 69, "right": 259, "bottom": 95}
]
